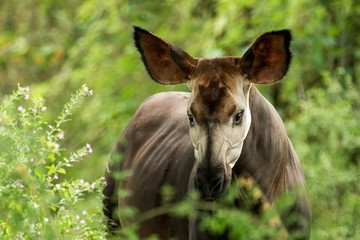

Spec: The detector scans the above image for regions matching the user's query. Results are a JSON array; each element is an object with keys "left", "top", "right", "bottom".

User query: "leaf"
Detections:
[
  {"left": 57, "top": 168, "right": 66, "bottom": 175},
  {"left": 47, "top": 152, "right": 55, "bottom": 162},
  {"left": 46, "top": 164, "right": 56, "bottom": 175}
]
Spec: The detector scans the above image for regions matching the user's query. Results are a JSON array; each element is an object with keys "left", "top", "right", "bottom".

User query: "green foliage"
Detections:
[
  {"left": 0, "top": 85, "right": 106, "bottom": 239},
  {"left": 0, "top": 0, "right": 360, "bottom": 239},
  {"left": 197, "top": 176, "right": 289, "bottom": 240},
  {"left": 200, "top": 208, "right": 287, "bottom": 240},
  {"left": 286, "top": 69, "right": 360, "bottom": 239},
  {"left": 114, "top": 176, "right": 290, "bottom": 240}
]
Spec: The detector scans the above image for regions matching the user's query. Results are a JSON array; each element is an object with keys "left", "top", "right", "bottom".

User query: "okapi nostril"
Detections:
[
  {"left": 195, "top": 181, "right": 208, "bottom": 196},
  {"left": 210, "top": 178, "right": 223, "bottom": 196}
]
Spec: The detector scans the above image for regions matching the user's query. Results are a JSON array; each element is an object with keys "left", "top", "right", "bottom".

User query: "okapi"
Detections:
[{"left": 103, "top": 26, "right": 311, "bottom": 239}]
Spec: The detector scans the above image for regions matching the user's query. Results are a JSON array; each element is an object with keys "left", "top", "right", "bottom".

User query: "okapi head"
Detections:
[{"left": 134, "top": 26, "right": 291, "bottom": 201}]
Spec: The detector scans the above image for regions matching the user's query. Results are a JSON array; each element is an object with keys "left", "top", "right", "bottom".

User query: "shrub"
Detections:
[
  {"left": 286, "top": 69, "right": 360, "bottom": 239},
  {"left": 0, "top": 85, "right": 107, "bottom": 239}
]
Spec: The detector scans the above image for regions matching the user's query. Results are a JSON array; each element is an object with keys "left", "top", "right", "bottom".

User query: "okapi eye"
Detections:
[
  {"left": 188, "top": 114, "right": 195, "bottom": 127},
  {"left": 234, "top": 111, "right": 244, "bottom": 125}
]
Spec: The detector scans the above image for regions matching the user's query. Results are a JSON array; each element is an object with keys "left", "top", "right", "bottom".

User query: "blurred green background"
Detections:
[{"left": 1, "top": 0, "right": 359, "bottom": 239}]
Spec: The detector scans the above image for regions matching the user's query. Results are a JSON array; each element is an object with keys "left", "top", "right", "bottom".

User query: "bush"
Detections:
[
  {"left": 286, "top": 69, "right": 360, "bottom": 239},
  {"left": 0, "top": 85, "right": 107, "bottom": 239}
]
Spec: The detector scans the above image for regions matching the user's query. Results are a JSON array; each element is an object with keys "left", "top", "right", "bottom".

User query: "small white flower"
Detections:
[
  {"left": 34, "top": 202, "right": 39, "bottom": 208},
  {"left": 54, "top": 143, "right": 60, "bottom": 150},
  {"left": 24, "top": 94, "right": 30, "bottom": 100},
  {"left": 76, "top": 215, "right": 80, "bottom": 220},
  {"left": 82, "top": 210, "right": 87, "bottom": 215},
  {"left": 79, "top": 179, "right": 85, "bottom": 184},
  {"left": 25, "top": 86, "right": 30, "bottom": 92},
  {"left": 80, "top": 219, "right": 86, "bottom": 224},
  {"left": 30, "top": 158, "right": 34, "bottom": 163},
  {"left": 58, "top": 131, "right": 65, "bottom": 139},
  {"left": 54, "top": 174, "right": 58, "bottom": 180},
  {"left": 55, "top": 184, "right": 61, "bottom": 189},
  {"left": 84, "top": 87, "right": 93, "bottom": 96},
  {"left": 41, "top": 106, "right": 47, "bottom": 112},
  {"left": 18, "top": 106, "right": 24, "bottom": 111},
  {"left": 15, "top": 181, "right": 25, "bottom": 189},
  {"left": 86, "top": 143, "right": 93, "bottom": 154},
  {"left": 44, "top": 217, "right": 49, "bottom": 223}
]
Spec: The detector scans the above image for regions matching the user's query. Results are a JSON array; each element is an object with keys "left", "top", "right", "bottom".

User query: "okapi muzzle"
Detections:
[{"left": 194, "top": 158, "right": 231, "bottom": 201}]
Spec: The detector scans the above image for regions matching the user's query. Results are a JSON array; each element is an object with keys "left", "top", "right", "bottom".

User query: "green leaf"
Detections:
[
  {"left": 46, "top": 164, "right": 56, "bottom": 175},
  {"left": 57, "top": 168, "right": 66, "bottom": 175}
]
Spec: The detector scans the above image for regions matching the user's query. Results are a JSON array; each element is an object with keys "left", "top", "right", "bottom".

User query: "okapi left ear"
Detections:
[
  {"left": 133, "top": 26, "right": 197, "bottom": 85},
  {"left": 239, "top": 30, "right": 292, "bottom": 84}
]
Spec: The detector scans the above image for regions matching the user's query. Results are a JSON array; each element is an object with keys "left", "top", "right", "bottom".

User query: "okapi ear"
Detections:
[
  {"left": 239, "top": 30, "right": 292, "bottom": 84},
  {"left": 133, "top": 26, "right": 197, "bottom": 85}
]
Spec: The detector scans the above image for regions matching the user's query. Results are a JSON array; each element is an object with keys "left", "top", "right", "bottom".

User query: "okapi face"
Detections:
[
  {"left": 133, "top": 26, "right": 291, "bottom": 201},
  {"left": 186, "top": 58, "right": 252, "bottom": 201}
]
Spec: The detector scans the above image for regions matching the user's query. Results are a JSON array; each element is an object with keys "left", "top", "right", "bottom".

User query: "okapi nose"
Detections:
[{"left": 194, "top": 166, "right": 230, "bottom": 201}]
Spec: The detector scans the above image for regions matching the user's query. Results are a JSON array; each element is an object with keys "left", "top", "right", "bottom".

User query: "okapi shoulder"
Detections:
[{"left": 133, "top": 91, "right": 190, "bottom": 121}]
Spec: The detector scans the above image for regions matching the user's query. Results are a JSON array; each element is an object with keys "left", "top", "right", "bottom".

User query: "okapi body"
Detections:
[{"left": 103, "top": 27, "right": 311, "bottom": 239}]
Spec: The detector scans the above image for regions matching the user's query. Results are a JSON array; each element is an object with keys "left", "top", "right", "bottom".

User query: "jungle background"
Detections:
[{"left": 0, "top": 0, "right": 359, "bottom": 239}]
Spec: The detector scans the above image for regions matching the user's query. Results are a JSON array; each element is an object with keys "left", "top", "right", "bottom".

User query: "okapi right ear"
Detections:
[
  {"left": 133, "top": 26, "right": 197, "bottom": 85},
  {"left": 239, "top": 30, "right": 292, "bottom": 84}
]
